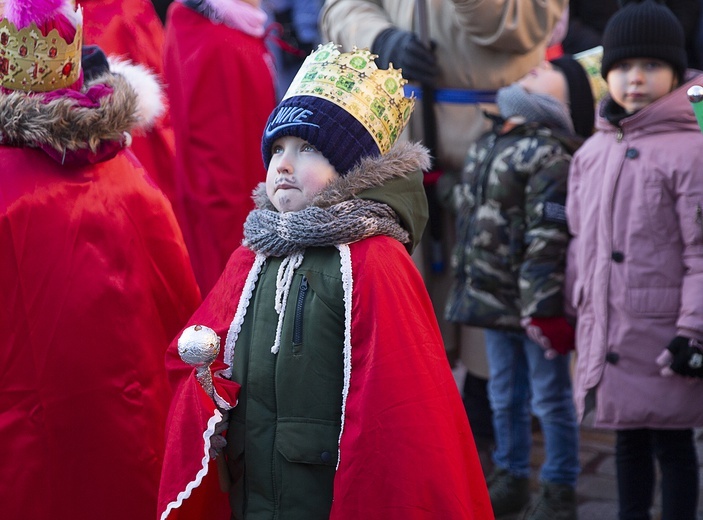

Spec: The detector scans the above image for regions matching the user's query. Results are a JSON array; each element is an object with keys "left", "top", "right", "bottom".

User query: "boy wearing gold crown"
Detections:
[
  {"left": 158, "top": 43, "right": 493, "bottom": 520},
  {"left": 0, "top": 1, "right": 201, "bottom": 519}
]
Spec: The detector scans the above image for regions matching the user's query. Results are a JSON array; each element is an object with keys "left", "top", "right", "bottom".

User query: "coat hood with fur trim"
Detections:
[
  {"left": 252, "top": 141, "right": 431, "bottom": 253},
  {"left": 0, "top": 58, "right": 164, "bottom": 164}
]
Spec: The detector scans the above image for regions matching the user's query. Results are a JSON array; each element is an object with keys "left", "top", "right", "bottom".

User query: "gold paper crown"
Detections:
[
  {"left": 0, "top": 9, "right": 82, "bottom": 92},
  {"left": 574, "top": 46, "right": 609, "bottom": 106},
  {"left": 283, "top": 42, "right": 415, "bottom": 155}
]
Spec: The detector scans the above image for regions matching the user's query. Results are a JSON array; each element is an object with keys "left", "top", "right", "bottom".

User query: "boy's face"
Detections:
[
  {"left": 606, "top": 58, "right": 678, "bottom": 114},
  {"left": 266, "top": 135, "right": 340, "bottom": 213},
  {"left": 518, "top": 61, "right": 568, "bottom": 104}
]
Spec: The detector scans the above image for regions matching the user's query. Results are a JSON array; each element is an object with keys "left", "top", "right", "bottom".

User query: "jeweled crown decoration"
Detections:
[
  {"left": 284, "top": 42, "right": 414, "bottom": 154},
  {"left": 574, "top": 46, "right": 608, "bottom": 105},
  {"left": 0, "top": 11, "right": 82, "bottom": 92}
]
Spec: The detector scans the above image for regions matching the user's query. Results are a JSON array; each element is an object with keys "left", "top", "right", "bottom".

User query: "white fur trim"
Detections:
[
  {"left": 61, "top": 2, "right": 83, "bottom": 27},
  {"left": 159, "top": 409, "right": 224, "bottom": 520},
  {"left": 335, "top": 244, "right": 353, "bottom": 471},
  {"left": 222, "top": 254, "right": 266, "bottom": 378},
  {"left": 107, "top": 57, "right": 165, "bottom": 130}
]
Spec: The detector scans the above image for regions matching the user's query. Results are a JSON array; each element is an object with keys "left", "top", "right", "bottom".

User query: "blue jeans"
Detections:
[{"left": 484, "top": 329, "right": 579, "bottom": 485}]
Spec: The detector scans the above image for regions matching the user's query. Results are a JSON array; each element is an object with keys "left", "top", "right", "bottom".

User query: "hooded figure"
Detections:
[
  {"left": 163, "top": 0, "right": 277, "bottom": 295},
  {"left": 81, "top": 0, "right": 179, "bottom": 205},
  {"left": 0, "top": 1, "right": 201, "bottom": 519}
]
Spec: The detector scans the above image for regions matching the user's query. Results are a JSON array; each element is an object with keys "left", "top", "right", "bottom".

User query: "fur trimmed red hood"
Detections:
[{"left": 0, "top": 57, "right": 165, "bottom": 160}]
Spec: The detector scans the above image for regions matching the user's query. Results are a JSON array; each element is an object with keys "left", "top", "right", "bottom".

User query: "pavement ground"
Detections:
[{"left": 452, "top": 363, "right": 703, "bottom": 519}]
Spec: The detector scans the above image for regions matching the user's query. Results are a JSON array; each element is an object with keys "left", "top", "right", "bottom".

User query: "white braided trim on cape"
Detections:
[
  {"left": 222, "top": 254, "right": 266, "bottom": 377},
  {"left": 213, "top": 386, "right": 236, "bottom": 411},
  {"left": 336, "top": 244, "right": 353, "bottom": 471},
  {"left": 160, "top": 410, "right": 225, "bottom": 520}
]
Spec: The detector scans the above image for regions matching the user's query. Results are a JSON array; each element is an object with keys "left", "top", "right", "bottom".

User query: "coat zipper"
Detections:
[{"left": 292, "top": 276, "right": 308, "bottom": 349}]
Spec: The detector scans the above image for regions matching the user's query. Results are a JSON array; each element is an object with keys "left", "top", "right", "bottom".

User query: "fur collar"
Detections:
[
  {"left": 0, "top": 59, "right": 164, "bottom": 153},
  {"left": 253, "top": 141, "right": 431, "bottom": 209}
]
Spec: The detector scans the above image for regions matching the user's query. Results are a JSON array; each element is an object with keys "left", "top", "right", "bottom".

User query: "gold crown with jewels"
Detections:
[
  {"left": 283, "top": 42, "right": 414, "bottom": 155},
  {"left": 0, "top": 7, "right": 82, "bottom": 92},
  {"left": 574, "top": 46, "right": 608, "bottom": 106}
]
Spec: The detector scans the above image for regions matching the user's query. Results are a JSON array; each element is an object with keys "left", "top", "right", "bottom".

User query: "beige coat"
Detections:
[
  {"left": 322, "top": 0, "right": 566, "bottom": 373},
  {"left": 320, "top": 0, "right": 567, "bottom": 172}
]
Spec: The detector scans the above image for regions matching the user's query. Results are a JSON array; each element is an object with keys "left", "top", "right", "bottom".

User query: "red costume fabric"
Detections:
[
  {"left": 158, "top": 242, "right": 493, "bottom": 520},
  {"left": 163, "top": 2, "right": 277, "bottom": 295},
  {"left": 158, "top": 362, "right": 240, "bottom": 520},
  {"left": 81, "top": 0, "right": 178, "bottom": 204},
  {"left": 0, "top": 147, "right": 201, "bottom": 520}
]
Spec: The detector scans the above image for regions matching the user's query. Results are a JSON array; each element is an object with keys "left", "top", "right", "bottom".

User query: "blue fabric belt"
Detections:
[{"left": 403, "top": 85, "right": 497, "bottom": 104}]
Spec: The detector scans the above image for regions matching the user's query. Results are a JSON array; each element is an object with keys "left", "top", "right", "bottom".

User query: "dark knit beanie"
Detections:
[
  {"left": 550, "top": 56, "right": 596, "bottom": 138},
  {"left": 261, "top": 95, "right": 380, "bottom": 176},
  {"left": 601, "top": 0, "right": 687, "bottom": 81}
]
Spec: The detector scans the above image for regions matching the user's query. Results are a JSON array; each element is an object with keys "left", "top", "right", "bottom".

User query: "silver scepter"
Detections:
[
  {"left": 177, "top": 324, "right": 221, "bottom": 397},
  {"left": 177, "top": 325, "right": 232, "bottom": 491}
]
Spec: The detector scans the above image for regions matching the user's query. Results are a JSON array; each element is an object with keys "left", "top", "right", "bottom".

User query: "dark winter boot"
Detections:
[
  {"left": 487, "top": 467, "right": 531, "bottom": 518},
  {"left": 520, "top": 481, "right": 577, "bottom": 520}
]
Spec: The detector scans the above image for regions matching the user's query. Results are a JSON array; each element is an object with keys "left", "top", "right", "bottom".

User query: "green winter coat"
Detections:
[{"left": 445, "top": 121, "right": 580, "bottom": 331}]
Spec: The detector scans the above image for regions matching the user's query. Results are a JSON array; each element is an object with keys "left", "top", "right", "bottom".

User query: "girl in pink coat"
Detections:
[{"left": 566, "top": 2, "right": 703, "bottom": 519}]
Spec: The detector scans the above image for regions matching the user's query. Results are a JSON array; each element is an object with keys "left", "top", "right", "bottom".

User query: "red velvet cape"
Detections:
[
  {"left": 0, "top": 146, "right": 201, "bottom": 520},
  {"left": 82, "top": 0, "right": 178, "bottom": 204},
  {"left": 159, "top": 239, "right": 493, "bottom": 519},
  {"left": 163, "top": 3, "right": 277, "bottom": 295}
]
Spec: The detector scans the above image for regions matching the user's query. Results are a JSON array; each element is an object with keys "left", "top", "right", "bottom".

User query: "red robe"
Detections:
[
  {"left": 81, "top": 0, "right": 178, "bottom": 204},
  {"left": 163, "top": 3, "right": 277, "bottom": 295},
  {"left": 0, "top": 146, "right": 201, "bottom": 520},
  {"left": 159, "top": 240, "right": 494, "bottom": 520}
]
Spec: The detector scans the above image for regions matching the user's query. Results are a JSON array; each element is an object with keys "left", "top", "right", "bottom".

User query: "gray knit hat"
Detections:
[{"left": 601, "top": 0, "right": 687, "bottom": 81}]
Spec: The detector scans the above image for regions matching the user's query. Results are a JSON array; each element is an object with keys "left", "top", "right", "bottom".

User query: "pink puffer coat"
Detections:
[{"left": 566, "top": 71, "right": 703, "bottom": 430}]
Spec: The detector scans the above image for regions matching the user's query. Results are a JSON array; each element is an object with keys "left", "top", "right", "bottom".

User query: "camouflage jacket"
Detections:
[{"left": 445, "top": 121, "right": 581, "bottom": 331}]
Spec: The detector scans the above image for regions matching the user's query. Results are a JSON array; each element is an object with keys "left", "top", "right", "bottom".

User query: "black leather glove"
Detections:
[
  {"left": 666, "top": 336, "right": 703, "bottom": 378},
  {"left": 371, "top": 27, "right": 438, "bottom": 84}
]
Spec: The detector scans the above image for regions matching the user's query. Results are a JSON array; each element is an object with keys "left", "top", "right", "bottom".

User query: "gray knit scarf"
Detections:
[
  {"left": 243, "top": 198, "right": 410, "bottom": 257},
  {"left": 496, "top": 83, "right": 574, "bottom": 135}
]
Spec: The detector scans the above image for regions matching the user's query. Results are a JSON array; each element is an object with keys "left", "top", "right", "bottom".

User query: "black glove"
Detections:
[
  {"left": 666, "top": 336, "right": 703, "bottom": 378},
  {"left": 371, "top": 27, "right": 438, "bottom": 84}
]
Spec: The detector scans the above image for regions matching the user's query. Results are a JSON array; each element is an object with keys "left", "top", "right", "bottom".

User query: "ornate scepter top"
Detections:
[{"left": 177, "top": 324, "right": 221, "bottom": 397}]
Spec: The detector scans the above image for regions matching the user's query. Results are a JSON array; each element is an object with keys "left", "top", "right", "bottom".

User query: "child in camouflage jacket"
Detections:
[{"left": 445, "top": 55, "right": 595, "bottom": 520}]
